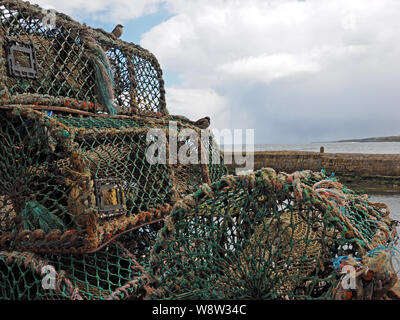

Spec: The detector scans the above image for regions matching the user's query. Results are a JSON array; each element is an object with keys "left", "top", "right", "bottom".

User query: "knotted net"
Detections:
[{"left": 148, "top": 168, "right": 398, "bottom": 300}]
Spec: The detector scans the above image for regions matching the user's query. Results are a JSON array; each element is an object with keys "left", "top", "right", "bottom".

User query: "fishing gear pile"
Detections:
[
  {"left": 0, "top": 0, "right": 226, "bottom": 299},
  {"left": 0, "top": 0, "right": 398, "bottom": 300},
  {"left": 148, "top": 168, "right": 399, "bottom": 300}
]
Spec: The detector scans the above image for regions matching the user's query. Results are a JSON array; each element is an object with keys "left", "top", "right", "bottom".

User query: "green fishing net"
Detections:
[
  {"left": 148, "top": 169, "right": 398, "bottom": 300},
  {"left": 0, "top": 0, "right": 397, "bottom": 301}
]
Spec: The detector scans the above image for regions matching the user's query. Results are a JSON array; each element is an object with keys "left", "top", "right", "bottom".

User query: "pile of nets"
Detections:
[
  {"left": 0, "top": 167, "right": 398, "bottom": 300},
  {"left": 147, "top": 168, "right": 399, "bottom": 300},
  {"left": 0, "top": 0, "right": 228, "bottom": 256},
  {"left": 0, "top": 107, "right": 226, "bottom": 256},
  {"left": 0, "top": 0, "right": 398, "bottom": 301}
]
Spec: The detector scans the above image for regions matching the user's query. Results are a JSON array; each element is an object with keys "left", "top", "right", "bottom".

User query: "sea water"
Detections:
[{"left": 221, "top": 142, "right": 400, "bottom": 214}]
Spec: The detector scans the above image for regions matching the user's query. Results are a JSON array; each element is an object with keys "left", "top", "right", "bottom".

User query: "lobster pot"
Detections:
[
  {"left": 149, "top": 168, "right": 398, "bottom": 300},
  {"left": 0, "top": 108, "right": 227, "bottom": 254},
  {"left": 0, "top": 0, "right": 166, "bottom": 115},
  {"left": 0, "top": 238, "right": 161, "bottom": 300}
]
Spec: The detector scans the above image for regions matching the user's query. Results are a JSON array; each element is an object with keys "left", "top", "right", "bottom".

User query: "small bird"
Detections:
[
  {"left": 111, "top": 24, "right": 124, "bottom": 39},
  {"left": 169, "top": 115, "right": 211, "bottom": 129},
  {"left": 193, "top": 116, "right": 211, "bottom": 129}
]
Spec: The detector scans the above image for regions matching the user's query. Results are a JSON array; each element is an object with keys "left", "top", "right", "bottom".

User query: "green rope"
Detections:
[{"left": 20, "top": 201, "right": 66, "bottom": 233}]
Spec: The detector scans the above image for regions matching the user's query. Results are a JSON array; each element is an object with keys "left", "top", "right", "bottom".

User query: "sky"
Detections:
[{"left": 31, "top": 0, "right": 400, "bottom": 144}]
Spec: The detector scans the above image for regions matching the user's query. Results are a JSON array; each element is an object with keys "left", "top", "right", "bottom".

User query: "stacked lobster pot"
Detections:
[{"left": 0, "top": 0, "right": 227, "bottom": 299}]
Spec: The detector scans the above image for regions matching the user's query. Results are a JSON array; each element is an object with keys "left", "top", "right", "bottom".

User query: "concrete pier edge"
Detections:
[{"left": 223, "top": 151, "right": 400, "bottom": 194}]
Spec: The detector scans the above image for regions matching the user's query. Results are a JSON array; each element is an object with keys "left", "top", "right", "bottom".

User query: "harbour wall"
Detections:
[{"left": 224, "top": 151, "right": 400, "bottom": 193}]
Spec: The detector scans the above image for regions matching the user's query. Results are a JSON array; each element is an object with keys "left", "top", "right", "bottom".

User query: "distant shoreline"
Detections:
[
  {"left": 335, "top": 136, "right": 400, "bottom": 143},
  {"left": 221, "top": 141, "right": 400, "bottom": 155}
]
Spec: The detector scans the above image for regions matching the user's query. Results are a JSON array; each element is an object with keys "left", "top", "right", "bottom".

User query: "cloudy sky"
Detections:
[{"left": 32, "top": 0, "right": 400, "bottom": 144}]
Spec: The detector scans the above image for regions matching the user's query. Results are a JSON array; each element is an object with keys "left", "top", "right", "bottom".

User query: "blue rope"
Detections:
[{"left": 332, "top": 255, "right": 362, "bottom": 271}]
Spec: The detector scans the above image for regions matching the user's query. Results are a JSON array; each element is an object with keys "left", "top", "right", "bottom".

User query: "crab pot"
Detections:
[
  {"left": 0, "top": 0, "right": 167, "bottom": 115},
  {"left": 0, "top": 108, "right": 227, "bottom": 254}
]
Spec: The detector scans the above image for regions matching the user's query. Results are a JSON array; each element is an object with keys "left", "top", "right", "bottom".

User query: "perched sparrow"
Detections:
[
  {"left": 111, "top": 24, "right": 124, "bottom": 38},
  {"left": 193, "top": 116, "right": 211, "bottom": 129},
  {"left": 169, "top": 115, "right": 211, "bottom": 129}
]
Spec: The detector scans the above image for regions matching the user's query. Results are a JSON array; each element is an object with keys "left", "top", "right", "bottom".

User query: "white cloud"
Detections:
[
  {"left": 217, "top": 53, "right": 321, "bottom": 84},
  {"left": 215, "top": 44, "right": 365, "bottom": 85},
  {"left": 140, "top": 0, "right": 400, "bottom": 142},
  {"left": 142, "top": 0, "right": 400, "bottom": 83},
  {"left": 166, "top": 87, "right": 230, "bottom": 129},
  {"left": 30, "top": 0, "right": 164, "bottom": 21}
]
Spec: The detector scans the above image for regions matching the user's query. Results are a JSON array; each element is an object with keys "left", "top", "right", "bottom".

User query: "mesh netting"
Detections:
[
  {"left": 0, "top": 0, "right": 166, "bottom": 116},
  {"left": 1, "top": 166, "right": 398, "bottom": 300},
  {"left": 0, "top": 0, "right": 398, "bottom": 301},
  {"left": 0, "top": 108, "right": 226, "bottom": 255},
  {"left": 0, "top": 220, "right": 164, "bottom": 300},
  {"left": 148, "top": 168, "right": 398, "bottom": 300}
]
